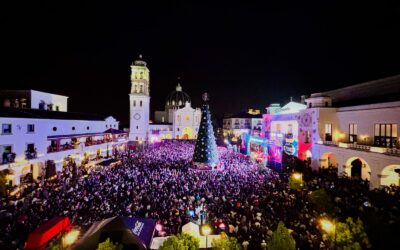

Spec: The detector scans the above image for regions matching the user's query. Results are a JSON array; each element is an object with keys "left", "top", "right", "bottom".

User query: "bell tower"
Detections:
[{"left": 129, "top": 55, "right": 150, "bottom": 142}]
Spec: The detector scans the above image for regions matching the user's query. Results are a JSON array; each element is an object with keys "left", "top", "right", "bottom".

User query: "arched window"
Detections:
[
  {"left": 140, "top": 72, "right": 143, "bottom": 79},
  {"left": 140, "top": 101, "right": 142, "bottom": 107},
  {"left": 308, "top": 103, "right": 312, "bottom": 108},
  {"left": 140, "top": 85, "right": 143, "bottom": 93}
]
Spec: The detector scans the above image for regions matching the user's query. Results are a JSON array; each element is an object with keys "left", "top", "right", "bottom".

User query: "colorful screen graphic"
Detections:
[
  {"left": 283, "top": 133, "right": 298, "bottom": 157},
  {"left": 247, "top": 136, "right": 268, "bottom": 162},
  {"left": 268, "top": 132, "right": 284, "bottom": 163}
]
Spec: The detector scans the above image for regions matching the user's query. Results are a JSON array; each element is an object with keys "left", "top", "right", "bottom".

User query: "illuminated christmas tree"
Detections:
[{"left": 192, "top": 93, "right": 219, "bottom": 168}]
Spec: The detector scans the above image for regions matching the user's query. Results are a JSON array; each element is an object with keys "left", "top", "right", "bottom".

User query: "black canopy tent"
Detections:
[{"left": 72, "top": 217, "right": 156, "bottom": 250}]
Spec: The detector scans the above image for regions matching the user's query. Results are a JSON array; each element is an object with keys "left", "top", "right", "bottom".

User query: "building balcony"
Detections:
[
  {"left": 318, "top": 141, "right": 400, "bottom": 157},
  {"left": 1, "top": 152, "right": 16, "bottom": 164},
  {"left": 25, "top": 151, "right": 38, "bottom": 160},
  {"left": 47, "top": 143, "right": 76, "bottom": 153}
]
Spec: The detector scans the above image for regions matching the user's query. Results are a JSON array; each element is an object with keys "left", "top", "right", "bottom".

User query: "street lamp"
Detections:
[
  {"left": 201, "top": 224, "right": 212, "bottom": 249},
  {"left": 292, "top": 172, "right": 302, "bottom": 181},
  {"left": 62, "top": 229, "right": 80, "bottom": 248},
  {"left": 291, "top": 172, "right": 304, "bottom": 190},
  {"left": 319, "top": 218, "right": 336, "bottom": 249}
]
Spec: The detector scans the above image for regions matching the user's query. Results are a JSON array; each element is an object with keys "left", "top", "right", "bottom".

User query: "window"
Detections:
[
  {"left": 106, "top": 125, "right": 108, "bottom": 128},
  {"left": 53, "top": 127, "right": 57, "bottom": 131},
  {"left": 2, "top": 124, "right": 12, "bottom": 134},
  {"left": 305, "top": 130, "right": 311, "bottom": 144},
  {"left": 140, "top": 101, "right": 142, "bottom": 107},
  {"left": 349, "top": 123, "right": 357, "bottom": 143},
  {"left": 287, "top": 124, "right": 293, "bottom": 134},
  {"left": 325, "top": 123, "right": 332, "bottom": 141},
  {"left": 39, "top": 101, "right": 45, "bottom": 110},
  {"left": 136, "top": 126, "right": 139, "bottom": 130},
  {"left": 72, "top": 126, "right": 75, "bottom": 130},
  {"left": 308, "top": 103, "right": 312, "bottom": 108},
  {"left": 177, "top": 128, "right": 180, "bottom": 131},
  {"left": 133, "top": 100, "right": 136, "bottom": 107},
  {"left": 27, "top": 124, "right": 35, "bottom": 133},
  {"left": 374, "top": 123, "right": 398, "bottom": 148},
  {"left": 27, "top": 143, "right": 35, "bottom": 152},
  {"left": 325, "top": 102, "right": 329, "bottom": 107},
  {"left": 87, "top": 126, "right": 90, "bottom": 130},
  {"left": 276, "top": 124, "right": 281, "bottom": 133},
  {"left": 56, "top": 106, "right": 60, "bottom": 111}
]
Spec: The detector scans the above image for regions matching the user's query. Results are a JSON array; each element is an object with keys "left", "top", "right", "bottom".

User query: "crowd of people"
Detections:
[{"left": 0, "top": 140, "right": 399, "bottom": 249}]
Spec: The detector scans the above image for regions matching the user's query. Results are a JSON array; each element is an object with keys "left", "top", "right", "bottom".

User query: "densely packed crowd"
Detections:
[{"left": 0, "top": 140, "right": 399, "bottom": 249}]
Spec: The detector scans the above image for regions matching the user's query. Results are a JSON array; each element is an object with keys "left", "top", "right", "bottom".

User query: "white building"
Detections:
[
  {"left": 261, "top": 75, "right": 400, "bottom": 188},
  {"left": 304, "top": 76, "right": 400, "bottom": 188},
  {"left": 263, "top": 101, "right": 308, "bottom": 160},
  {"left": 129, "top": 57, "right": 201, "bottom": 142},
  {"left": 0, "top": 91, "right": 128, "bottom": 186},
  {"left": 0, "top": 89, "right": 69, "bottom": 111},
  {"left": 223, "top": 109, "right": 263, "bottom": 142}
]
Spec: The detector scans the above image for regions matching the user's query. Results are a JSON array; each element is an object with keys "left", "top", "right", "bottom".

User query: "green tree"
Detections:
[
  {"left": 308, "top": 189, "right": 334, "bottom": 213},
  {"left": 331, "top": 218, "right": 371, "bottom": 250},
  {"left": 96, "top": 238, "right": 122, "bottom": 250},
  {"left": 0, "top": 171, "right": 7, "bottom": 198},
  {"left": 212, "top": 232, "right": 242, "bottom": 250},
  {"left": 159, "top": 233, "right": 200, "bottom": 250},
  {"left": 192, "top": 93, "right": 219, "bottom": 166},
  {"left": 268, "top": 221, "right": 296, "bottom": 250}
]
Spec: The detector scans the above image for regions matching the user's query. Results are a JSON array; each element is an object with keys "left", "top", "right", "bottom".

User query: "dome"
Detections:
[{"left": 165, "top": 83, "right": 191, "bottom": 109}]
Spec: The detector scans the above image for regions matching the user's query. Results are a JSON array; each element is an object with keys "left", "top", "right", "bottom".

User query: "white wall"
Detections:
[
  {"left": 31, "top": 90, "right": 69, "bottom": 111},
  {"left": 0, "top": 116, "right": 118, "bottom": 163},
  {"left": 129, "top": 94, "right": 150, "bottom": 141},
  {"left": 172, "top": 105, "right": 201, "bottom": 139}
]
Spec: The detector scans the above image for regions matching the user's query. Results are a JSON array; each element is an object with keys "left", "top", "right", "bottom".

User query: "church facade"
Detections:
[{"left": 129, "top": 57, "right": 201, "bottom": 143}]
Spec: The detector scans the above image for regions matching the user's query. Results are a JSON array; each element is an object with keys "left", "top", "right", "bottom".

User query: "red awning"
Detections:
[{"left": 24, "top": 216, "right": 71, "bottom": 250}]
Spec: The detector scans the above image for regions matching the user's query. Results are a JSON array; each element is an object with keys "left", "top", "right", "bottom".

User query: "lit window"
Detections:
[
  {"left": 349, "top": 123, "right": 357, "bottom": 143},
  {"left": 325, "top": 123, "right": 332, "bottom": 141},
  {"left": 374, "top": 123, "right": 398, "bottom": 148}
]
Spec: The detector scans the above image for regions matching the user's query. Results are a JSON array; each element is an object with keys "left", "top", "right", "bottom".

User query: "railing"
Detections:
[
  {"left": 1, "top": 153, "right": 16, "bottom": 164},
  {"left": 348, "top": 144, "right": 371, "bottom": 151},
  {"left": 47, "top": 144, "right": 76, "bottom": 153},
  {"left": 320, "top": 141, "right": 400, "bottom": 157},
  {"left": 386, "top": 148, "right": 400, "bottom": 156},
  {"left": 25, "top": 151, "right": 38, "bottom": 160},
  {"left": 47, "top": 137, "right": 127, "bottom": 153}
]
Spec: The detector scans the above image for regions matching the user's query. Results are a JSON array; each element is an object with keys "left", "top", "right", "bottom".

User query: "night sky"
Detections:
[{"left": 2, "top": 1, "right": 400, "bottom": 127}]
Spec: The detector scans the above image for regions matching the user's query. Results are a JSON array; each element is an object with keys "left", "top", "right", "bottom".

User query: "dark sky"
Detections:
[{"left": 2, "top": 1, "right": 400, "bottom": 126}]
